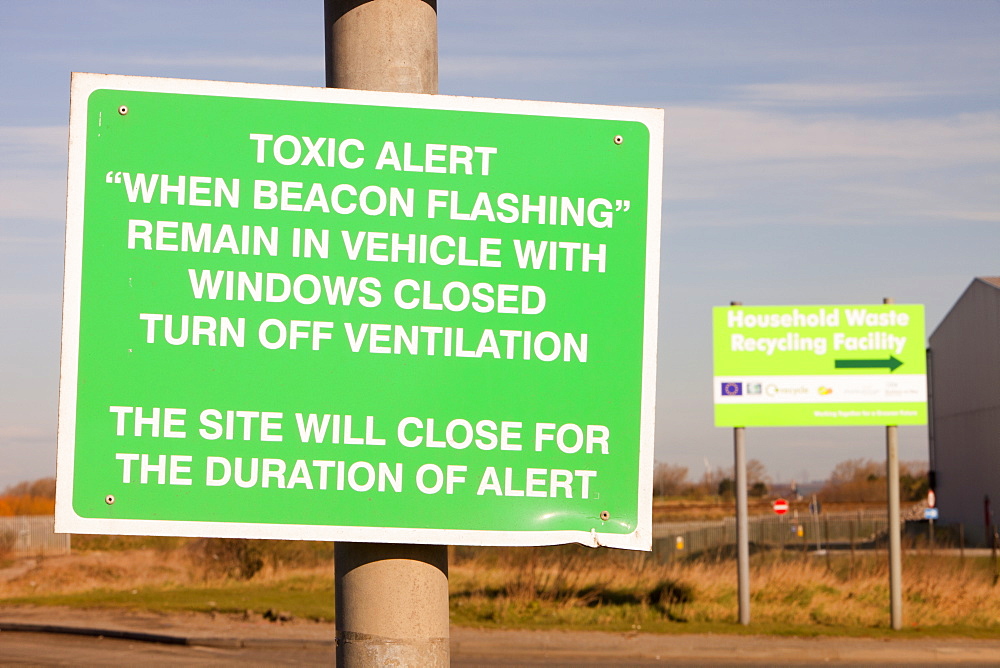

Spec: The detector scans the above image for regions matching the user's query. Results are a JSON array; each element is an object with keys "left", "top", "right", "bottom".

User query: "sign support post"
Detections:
[
  {"left": 734, "top": 424, "right": 750, "bottom": 625},
  {"left": 886, "top": 421, "right": 902, "bottom": 628},
  {"left": 325, "top": 1, "right": 449, "bottom": 665},
  {"left": 731, "top": 301, "right": 751, "bottom": 626},
  {"left": 884, "top": 297, "right": 903, "bottom": 630},
  {"left": 812, "top": 495, "right": 822, "bottom": 553}
]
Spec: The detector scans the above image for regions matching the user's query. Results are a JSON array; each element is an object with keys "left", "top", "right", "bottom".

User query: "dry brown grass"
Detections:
[
  {"left": 1, "top": 549, "right": 198, "bottom": 598},
  {"left": 0, "top": 540, "right": 333, "bottom": 599},
  {"left": 3, "top": 540, "right": 998, "bottom": 635},
  {"left": 449, "top": 546, "right": 1000, "bottom": 632}
]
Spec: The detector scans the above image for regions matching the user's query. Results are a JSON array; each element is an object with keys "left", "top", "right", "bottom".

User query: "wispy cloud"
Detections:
[
  {"left": 0, "top": 236, "right": 61, "bottom": 246},
  {"left": 0, "top": 126, "right": 66, "bottom": 165},
  {"left": 0, "top": 177, "right": 67, "bottom": 222},
  {"left": 0, "top": 292, "right": 61, "bottom": 310},
  {"left": 664, "top": 107, "right": 1000, "bottom": 165},
  {"left": 0, "top": 126, "right": 68, "bottom": 222},
  {"left": 662, "top": 107, "right": 1000, "bottom": 227},
  {"left": 0, "top": 425, "right": 52, "bottom": 442},
  {"left": 730, "top": 82, "right": 965, "bottom": 107},
  {"left": 111, "top": 54, "right": 320, "bottom": 73},
  {"left": 909, "top": 209, "right": 1000, "bottom": 223},
  {"left": 441, "top": 55, "right": 601, "bottom": 84}
]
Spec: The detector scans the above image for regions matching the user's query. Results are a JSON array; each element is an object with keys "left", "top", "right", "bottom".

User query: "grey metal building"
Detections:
[{"left": 928, "top": 277, "right": 1000, "bottom": 546}]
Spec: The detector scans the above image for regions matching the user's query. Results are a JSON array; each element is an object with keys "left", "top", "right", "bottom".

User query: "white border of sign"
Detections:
[{"left": 56, "top": 73, "right": 663, "bottom": 550}]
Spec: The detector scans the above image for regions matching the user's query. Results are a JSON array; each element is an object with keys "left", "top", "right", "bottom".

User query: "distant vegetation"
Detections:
[
  {"left": 0, "top": 459, "right": 929, "bottom": 519},
  {"left": 652, "top": 458, "right": 928, "bottom": 504},
  {"left": 651, "top": 460, "right": 772, "bottom": 499},
  {"left": 818, "top": 458, "right": 929, "bottom": 503},
  {"left": 0, "top": 477, "right": 55, "bottom": 516}
]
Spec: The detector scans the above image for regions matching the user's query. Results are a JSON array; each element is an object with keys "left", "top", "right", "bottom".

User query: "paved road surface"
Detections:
[
  {"left": 2, "top": 606, "right": 999, "bottom": 666},
  {"left": 3, "top": 630, "right": 1000, "bottom": 666}
]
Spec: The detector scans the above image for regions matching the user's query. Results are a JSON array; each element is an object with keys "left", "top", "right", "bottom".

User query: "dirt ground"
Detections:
[{"left": 2, "top": 605, "right": 1000, "bottom": 666}]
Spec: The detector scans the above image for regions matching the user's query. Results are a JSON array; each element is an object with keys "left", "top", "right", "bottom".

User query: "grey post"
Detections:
[
  {"left": 325, "top": 2, "right": 449, "bottom": 666},
  {"left": 325, "top": 0, "right": 438, "bottom": 92},
  {"left": 334, "top": 543, "right": 449, "bottom": 665},
  {"left": 884, "top": 296, "right": 903, "bottom": 630},
  {"left": 812, "top": 494, "right": 821, "bottom": 553},
  {"left": 731, "top": 300, "right": 751, "bottom": 625}
]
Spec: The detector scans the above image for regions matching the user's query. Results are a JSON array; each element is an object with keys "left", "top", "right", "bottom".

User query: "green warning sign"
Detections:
[
  {"left": 713, "top": 304, "right": 927, "bottom": 427},
  {"left": 56, "top": 74, "right": 663, "bottom": 549}
]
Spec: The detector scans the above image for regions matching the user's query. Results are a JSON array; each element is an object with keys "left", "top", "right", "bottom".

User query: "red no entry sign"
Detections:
[{"left": 772, "top": 498, "right": 789, "bottom": 515}]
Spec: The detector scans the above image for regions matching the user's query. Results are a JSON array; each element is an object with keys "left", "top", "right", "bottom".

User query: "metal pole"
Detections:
[
  {"left": 812, "top": 495, "right": 821, "bottom": 553},
  {"left": 824, "top": 517, "right": 831, "bottom": 572},
  {"left": 849, "top": 518, "right": 855, "bottom": 577},
  {"left": 735, "top": 424, "right": 750, "bottom": 624},
  {"left": 993, "top": 526, "right": 999, "bottom": 586},
  {"left": 731, "top": 301, "right": 751, "bottom": 626},
  {"left": 884, "top": 298, "right": 903, "bottom": 630},
  {"left": 325, "top": 2, "right": 448, "bottom": 665}
]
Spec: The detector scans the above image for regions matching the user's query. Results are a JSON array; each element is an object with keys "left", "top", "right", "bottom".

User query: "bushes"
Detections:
[
  {"left": 0, "top": 477, "right": 57, "bottom": 516},
  {"left": 192, "top": 538, "right": 334, "bottom": 580},
  {"left": 0, "top": 495, "right": 55, "bottom": 516},
  {"left": 819, "top": 459, "right": 928, "bottom": 503}
]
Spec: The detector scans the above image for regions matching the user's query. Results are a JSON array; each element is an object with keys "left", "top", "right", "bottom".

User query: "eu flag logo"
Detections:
[{"left": 721, "top": 382, "right": 743, "bottom": 396}]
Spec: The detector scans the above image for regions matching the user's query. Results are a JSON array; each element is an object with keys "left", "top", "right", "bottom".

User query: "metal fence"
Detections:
[
  {"left": 0, "top": 512, "right": 939, "bottom": 561},
  {"left": 652, "top": 510, "right": 891, "bottom": 562},
  {"left": 0, "top": 516, "right": 71, "bottom": 557}
]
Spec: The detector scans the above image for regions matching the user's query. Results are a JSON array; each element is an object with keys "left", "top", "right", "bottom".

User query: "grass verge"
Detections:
[
  {"left": 2, "top": 541, "right": 998, "bottom": 638},
  {"left": 3, "top": 578, "right": 335, "bottom": 622}
]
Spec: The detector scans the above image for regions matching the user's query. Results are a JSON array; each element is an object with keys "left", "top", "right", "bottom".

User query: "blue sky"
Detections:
[{"left": 1, "top": 0, "right": 998, "bottom": 490}]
